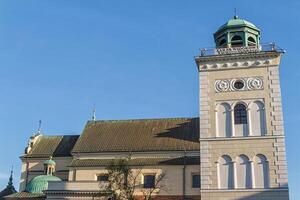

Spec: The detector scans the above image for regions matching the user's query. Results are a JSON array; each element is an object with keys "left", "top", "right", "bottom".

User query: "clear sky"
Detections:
[{"left": 0, "top": 0, "right": 299, "bottom": 198}]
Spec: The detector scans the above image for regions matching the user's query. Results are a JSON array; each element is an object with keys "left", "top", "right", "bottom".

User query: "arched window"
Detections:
[
  {"left": 248, "top": 37, "right": 256, "bottom": 46},
  {"left": 250, "top": 101, "right": 266, "bottom": 136},
  {"left": 216, "top": 103, "right": 232, "bottom": 137},
  {"left": 218, "top": 155, "right": 234, "bottom": 189},
  {"left": 231, "top": 35, "right": 243, "bottom": 47},
  {"left": 236, "top": 155, "right": 252, "bottom": 189},
  {"left": 234, "top": 104, "right": 247, "bottom": 124},
  {"left": 234, "top": 103, "right": 249, "bottom": 137},
  {"left": 253, "top": 154, "right": 269, "bottom": 188}
]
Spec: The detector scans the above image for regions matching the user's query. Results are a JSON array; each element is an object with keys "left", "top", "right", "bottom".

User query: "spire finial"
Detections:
[
  {"left": 37, "top": 120, "right": 42, "bottom": 134},
  {"left": 92, "top": 104, "right": 96, "bottom": 121},
  {"left": 8, "top": 165, "right": 13, "bottom": 187},
  {"left": 234, "top": 8, "right": 238, "bottom": 19}
]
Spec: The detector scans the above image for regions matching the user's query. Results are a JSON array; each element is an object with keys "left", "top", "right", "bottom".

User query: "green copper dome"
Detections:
[
  {"left": 217, "top": 18, "right": 259, "bottom": 32},
  {"left": 43, "top": 159, "right": 56, "bottom": 166},
  {"left": 26, "top": 175, "right": 61, "bottom": 194},
  {"left": 214, "top": 16, "right": 261, "bottom": 48}
]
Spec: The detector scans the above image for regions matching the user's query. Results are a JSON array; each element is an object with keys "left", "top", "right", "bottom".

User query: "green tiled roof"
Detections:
[
  {"left": 217, "top": 18, "right": 259, "bottom": 31},
  {"left": 69, "top": 157, "right": 200, "bottom": 167},
  {"left": 24, "top": 135, "right": 79, "bottom": 158},
  {"left": 72, "top": 118, "right": 199, "bottom": 153}
]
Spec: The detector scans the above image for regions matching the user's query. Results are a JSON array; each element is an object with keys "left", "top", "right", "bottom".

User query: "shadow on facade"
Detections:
[{"left": 154, "top": 118, "right": 199, "bottom": 143}]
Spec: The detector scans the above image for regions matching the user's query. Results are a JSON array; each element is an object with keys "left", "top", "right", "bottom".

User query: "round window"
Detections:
[{"left": 233, "top": 80, "right": 245, "bottom": 90}]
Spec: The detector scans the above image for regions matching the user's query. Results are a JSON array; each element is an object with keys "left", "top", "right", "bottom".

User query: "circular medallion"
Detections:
[
  {"left": 247, "top": 77, "right": 263, "bottom": 90},
  {"left": 215, "top": 80, "right": 230, "bottom": 92}
]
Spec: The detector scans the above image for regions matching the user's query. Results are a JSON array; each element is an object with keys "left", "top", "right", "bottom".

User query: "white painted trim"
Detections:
[{"left": 231, "top": 109, "right": 235, "bottom": 137}]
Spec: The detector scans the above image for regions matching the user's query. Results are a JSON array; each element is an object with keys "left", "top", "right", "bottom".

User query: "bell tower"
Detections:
[{"left": 195, "top": 16, "right": 289, "bottom": 200}]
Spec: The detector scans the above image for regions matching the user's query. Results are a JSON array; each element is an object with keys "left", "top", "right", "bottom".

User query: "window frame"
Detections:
[
  {"left": 143, "top": 174, "right": 156, "bottom": 188},
  {"left": 96, "top": 174, "right": 109, "bottom": 182},
  {"left": 234, "top": 104, "right": 248, "bottom": 124},
  {"left": 192, "top": 174, "right": 200, "bottom": 188}
]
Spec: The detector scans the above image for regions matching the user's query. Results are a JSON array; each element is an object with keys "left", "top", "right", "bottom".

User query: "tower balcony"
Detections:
[{"left": 197, "top": 43, "right": 285, "bottom": 57}]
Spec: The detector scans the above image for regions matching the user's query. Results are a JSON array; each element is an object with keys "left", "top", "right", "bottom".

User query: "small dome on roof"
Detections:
[
  {"left": 217, "top": 18, "right": 259, "bottom": 32},
  {"left": 26, "top": 175, "right": 61, "bottom": 194},
  {"left": 214, "top": 16, "right": 261, "bottom": 48},
  {"left": 43, "top": 158, "right": 56, "bottom": 166}
]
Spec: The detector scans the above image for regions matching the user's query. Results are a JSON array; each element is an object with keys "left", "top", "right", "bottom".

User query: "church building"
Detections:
[{"left": 4, "top": 15, "right": 289, "bottom": 200}]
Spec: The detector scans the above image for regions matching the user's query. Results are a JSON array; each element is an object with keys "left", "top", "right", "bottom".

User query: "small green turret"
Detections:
[
  {"left": 25, "top": 157, "right": 61, "bottom": 194},
  {"left": 214, "top": 15, "right": 260, "bottom": 48}
]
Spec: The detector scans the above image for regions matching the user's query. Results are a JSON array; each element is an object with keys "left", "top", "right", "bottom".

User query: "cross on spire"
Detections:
[
  {"left": 234, "top": 8, "right": 238, "bottom": 19},
  {"left": 92, "top": 105, "right": 96, "bottom": 121},
  {"left": 37, "top": 120, "right": 42, "bottom": 134}
]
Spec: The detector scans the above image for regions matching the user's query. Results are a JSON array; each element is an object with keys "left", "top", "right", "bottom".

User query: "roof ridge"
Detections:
[
  {"left": 87, "top": 117, "right": 199, "bottom": 123},
  {"left": 39, "top": 134, "right": 79, "bottom": 138}
]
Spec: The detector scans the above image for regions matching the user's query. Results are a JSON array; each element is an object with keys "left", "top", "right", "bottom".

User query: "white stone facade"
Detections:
[{"left": 196, "top": 51, "right": 289, "bottom": 200}]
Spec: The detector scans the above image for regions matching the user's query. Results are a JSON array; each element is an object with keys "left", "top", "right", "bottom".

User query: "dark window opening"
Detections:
[
  {"left": 144, "top": 175, "right": 155, "bottom": 188},
  {"left": 234, "top": 104, "right": 248, "bottom": 124},
  {"left": 248, "top": 37, "right": 256, "bottom": 46},
  {"left": 192, "top": 174, "right": 200, "bottom": 188},
  {"left": 219, "top": 39, "right": 227, "bottom": 47},
  {"left": 232, "top": 35, "right": 242, "bottom": 41},
  {"left": 97, "top": 175, "right": 109, "bottom": 182},
  {"left": 234, "top": 80, "right": 245, "bottom": 90},
  {"left": 231, "top": 35, "right": 243, "bottom": 47}
]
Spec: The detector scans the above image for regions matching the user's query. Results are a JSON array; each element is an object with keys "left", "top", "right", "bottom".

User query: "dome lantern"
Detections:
[
  {"left": 214, "top": 15, "right": 260, "bottom": 48},
  {"left": 25, "top": 157, "right": 61, "bottom": 194},
  {"left": 43, "top": 156, "right": 56, "bottom": 176}
]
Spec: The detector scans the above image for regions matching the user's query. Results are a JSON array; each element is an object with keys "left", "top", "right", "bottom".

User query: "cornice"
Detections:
[
  {"left": 45, "top": 190, "right": 110, "bottom": 197},
  {"left": 195, "top": 51, "right": 281, "bottom": 72},
  {"left": 199, "top": 135, "right": 285, "bottom": 141}
]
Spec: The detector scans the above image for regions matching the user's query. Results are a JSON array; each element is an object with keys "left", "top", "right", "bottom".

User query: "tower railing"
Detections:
[{"left": 198, "top": 43, "right": 285, "bottom": 57}]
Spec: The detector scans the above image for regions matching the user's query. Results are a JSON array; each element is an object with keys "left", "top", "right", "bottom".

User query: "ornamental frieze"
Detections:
[{"left": 214, "top": 77, "right": 263, "bottom": 93}]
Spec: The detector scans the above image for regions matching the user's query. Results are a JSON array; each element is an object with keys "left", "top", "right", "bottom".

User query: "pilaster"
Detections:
[{"left": 199, "top": 72, "right": 212, "bottom": 189}]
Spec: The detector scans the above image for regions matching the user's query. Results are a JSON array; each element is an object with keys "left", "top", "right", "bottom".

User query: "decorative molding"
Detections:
[
  {"left": 199, "top": 135, "right": 284, "bottom": 141},
  {"left": 195, "top": 51, "right": 280, "bottom": 71},
  {"left": 215, "top": 77, "right": 263, "bottom": 93}
]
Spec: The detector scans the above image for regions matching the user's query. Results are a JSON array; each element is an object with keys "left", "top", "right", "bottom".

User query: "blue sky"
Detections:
[{"left": 0, "top": 0, "right": 299, "bottom": 198}]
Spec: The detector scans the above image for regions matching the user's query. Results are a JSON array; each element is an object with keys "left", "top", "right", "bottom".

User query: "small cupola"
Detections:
[
  {"left": 25, "top": 157, "right": 61, "bottom": 194},
  {"left": 43, "top": 156, "right": 56, "bottom": 176},
  {"left": 214, "top": 15, "right": 260, "bottom": 48}
]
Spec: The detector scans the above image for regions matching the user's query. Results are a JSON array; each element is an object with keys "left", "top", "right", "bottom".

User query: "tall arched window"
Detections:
[
  {"left": 250, "top": 101, "right": 266, "bottom": 136},
  {"left": 253, "top": 154, "right": 269, "bottom": 188},
  {"left": 231, "top": 35, "right": 243, "bottom": 47},
  {"left": 234, "top": 104, "right": 247, "bottom": 124},
  {"left": 218, "top": 155, "right": 234, "bottom": 189},
  {"left": 216, "top": 103, "right": 232, "bottom": 137},
  {"left": 236, "top": 155, "right": 252, "bottom": 189},
  {"left": 234, "top": 103, "right": 249, "bottom": 136}
]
